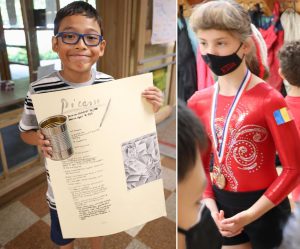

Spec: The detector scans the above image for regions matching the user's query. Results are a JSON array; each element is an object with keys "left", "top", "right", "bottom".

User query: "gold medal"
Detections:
[
  {"left": 212, "top": 167, "right": 226, "bottom": 189},
  {"left": 215, "top": 172, "right": 226, "bottom": 189}
]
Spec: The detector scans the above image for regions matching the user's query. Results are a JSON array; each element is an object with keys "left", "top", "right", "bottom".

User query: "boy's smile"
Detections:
[
  {"left": 52, "top": 15, "right": 106, "bottom": 83},
  {"left": 68, "top": 53, "right": 92, "bottom": 62}
]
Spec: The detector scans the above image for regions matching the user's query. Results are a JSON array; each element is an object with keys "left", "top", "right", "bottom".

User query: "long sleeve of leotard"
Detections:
[
  {"left": 188, "top": 90, "right": 216, "bottom": 200},
  {"left": 263, "top": 88, "right": 300, "bottom": 205}
]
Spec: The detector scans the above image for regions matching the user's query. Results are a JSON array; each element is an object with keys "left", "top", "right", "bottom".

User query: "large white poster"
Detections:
[{"left": 31, "top": 73, "right": 166, "bottom": 238}]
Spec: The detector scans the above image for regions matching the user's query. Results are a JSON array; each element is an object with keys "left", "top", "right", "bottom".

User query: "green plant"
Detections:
[
  {"left": 39, "top": 50, "right": 58, "bottom": 60},
  {"left": 8, "top": 48, "right": 28, "bottom": 64}
]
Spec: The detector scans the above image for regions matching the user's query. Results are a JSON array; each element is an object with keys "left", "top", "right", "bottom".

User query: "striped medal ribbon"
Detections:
[{"left": 210, "top": 69, "right": 252, "bottom": 188}]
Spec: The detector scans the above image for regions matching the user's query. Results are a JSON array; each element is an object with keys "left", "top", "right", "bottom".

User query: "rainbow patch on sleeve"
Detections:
[{"left": 273, "top": 107, "right": 292, "bottom": 125}]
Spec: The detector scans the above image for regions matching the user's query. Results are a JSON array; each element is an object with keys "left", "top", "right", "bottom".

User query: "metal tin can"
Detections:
[{"left": 39, "top": 115, "right": 73, "bottom": 161}]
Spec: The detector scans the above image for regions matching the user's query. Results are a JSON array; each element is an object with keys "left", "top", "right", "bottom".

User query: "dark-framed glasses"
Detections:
[{"left": 55, "top": 32, "right": 103, "bottom": 46}]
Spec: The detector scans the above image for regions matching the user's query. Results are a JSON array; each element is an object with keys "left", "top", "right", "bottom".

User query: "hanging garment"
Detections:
[
  {"left": 280, "top": 9, "right": 300, "bottom": 93},
  {"left": 259, "top": 1, "right": 284, "bottom": 91},
  {"left": 250, "top": 24, "right": 269, "bottom": 79},
  {"left": 196, "top": 46, "right": 215, "bottom": 90},
  {"left": 280, "top": 9, "right": 300, "bottom": 42},
  {"left": 178, "top": 10, "right": 198, "bottom": 102},
  {"left": 249, "top": 3, "right": 264, "bottom": 28}
]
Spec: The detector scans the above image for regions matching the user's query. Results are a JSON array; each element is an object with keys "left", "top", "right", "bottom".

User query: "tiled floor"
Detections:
[
  {"left": 157, "top": 108, "right": 176, "bottom": 160},
  {"left": 0, "top": 155, "right": 176, "bottom": 249}
]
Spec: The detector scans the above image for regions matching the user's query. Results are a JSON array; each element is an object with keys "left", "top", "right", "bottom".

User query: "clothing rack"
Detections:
[
  {"left": 236, "top": 0, "right": 273, "bottom": 16},
  {"left": 178, "top": 2, "right": 192, "bottom": 17},
  {"left": 278, "top": 0, "right": 300, "bottom": 13}
]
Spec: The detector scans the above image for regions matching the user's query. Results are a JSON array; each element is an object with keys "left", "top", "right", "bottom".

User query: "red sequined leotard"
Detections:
[{"left": 188, "top": 82, "right": 300, "bottom": 205}]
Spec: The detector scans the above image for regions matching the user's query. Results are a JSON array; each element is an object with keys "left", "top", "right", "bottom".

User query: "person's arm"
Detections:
[
  {"left": 188, "top": 90, "right": 215, "bottom": 199},
  {"left": 262, "top": 90, "right": 300, "bottom": 204},
  {"left": 221, "top": 89, "right": 300, "bottom": 234},
  {"left": 19, "top": 91, "right": 52, "bottom": 158},
  {"left": 20, "top": 130, "right": 41, "bottom": 145},
  {"left": 202, "top": 198, "right": 221, "bottom": 224},
  {"left": 198, "top": 136, "right": 234, "bottom": 234},
  {"left": 21, "top": 129, "right": 52, "bottom": 158},
  {"left": 202, "top": 198, "right": 218, "bottom": 213}
]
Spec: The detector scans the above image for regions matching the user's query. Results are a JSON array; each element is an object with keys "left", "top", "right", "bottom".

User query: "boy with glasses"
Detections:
[{"left": 19, "top": 1, "right": 163, "bottom": 249}]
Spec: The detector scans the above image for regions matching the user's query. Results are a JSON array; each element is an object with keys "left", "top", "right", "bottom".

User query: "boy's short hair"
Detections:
[
  {"left": 278, "top": 41, "right": 300, "bottom": 87},
  {"left": 54, "top": 1, "right": 103, "bottom": 35},
  {"left": 178, "top": 100, "right": 208, "bottom": 182}
]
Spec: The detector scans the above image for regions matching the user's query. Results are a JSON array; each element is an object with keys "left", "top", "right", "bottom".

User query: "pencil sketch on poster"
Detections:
[{"left": 122, "top": 132, "right": 162, "bottom": 190}]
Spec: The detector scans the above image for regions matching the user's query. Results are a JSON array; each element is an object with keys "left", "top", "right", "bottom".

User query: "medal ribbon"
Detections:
[{"left": 211, "top": 69, "right": 252, "bottom": 163}]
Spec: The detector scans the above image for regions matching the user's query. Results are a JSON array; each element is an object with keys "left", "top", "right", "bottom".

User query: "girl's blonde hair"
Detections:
[
  {"left": 190, "top": 0, "right": 252, "bottom": 41},
  {"left": 190, "top": 0, "right": 269, "bottom": 79}
]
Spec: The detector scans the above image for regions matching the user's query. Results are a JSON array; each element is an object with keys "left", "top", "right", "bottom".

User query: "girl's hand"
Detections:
[
  {"left": 37, "top": 130, "right": 52, "bottom": 158},
  {"left": 202, "top": 198, "right": 243, "bottom": 237},
  {"left": 142, "top": 86, "right": 164, "bottom": 112},
  {"left": 219, "top": 210, "right": 250, "bottom": 236},
  {"left": 212, "top": 210, "right": 243, "bottom": 237},
  {"left": 219, "top": 195, "right": 274, "bottom": 237},
  {"left": 211, "top": 209, "right": 225, "bottom": 229}
]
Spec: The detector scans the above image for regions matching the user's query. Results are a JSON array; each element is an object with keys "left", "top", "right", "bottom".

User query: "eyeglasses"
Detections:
[{"left": 55, "top": 32, "right": 103, "bottom": 46}]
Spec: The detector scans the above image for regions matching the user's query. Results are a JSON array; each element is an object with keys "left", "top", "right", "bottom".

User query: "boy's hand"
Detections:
[
  {"left": 142, "top": 86, "right": 164, "bottom": 113},
  {"left": 37, "top": 130, "right": 52, "bottom": 158}
]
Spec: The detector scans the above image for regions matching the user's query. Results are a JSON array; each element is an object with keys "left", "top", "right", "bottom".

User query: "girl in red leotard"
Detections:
[{"left": 188, "top": 1, "right": 300, "bottom": 248}]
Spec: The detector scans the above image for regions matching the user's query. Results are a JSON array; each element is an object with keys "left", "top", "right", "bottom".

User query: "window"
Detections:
[
  {"left": 0, "top": 0, "right": 24, "bottom": 28},
  {"left": 37, "top": 30, "right": 59, "bottom": 67},
  {"left": 0, "top": 0, "right": 98, "bottom": 83},
  {"left": 0, "top": 0, "right": 28, "bottom": 81}
]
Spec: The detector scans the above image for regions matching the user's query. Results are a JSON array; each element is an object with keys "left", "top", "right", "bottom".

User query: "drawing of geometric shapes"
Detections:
[{"left": 121, "top": 132, "right": 162, "bottom": 190}]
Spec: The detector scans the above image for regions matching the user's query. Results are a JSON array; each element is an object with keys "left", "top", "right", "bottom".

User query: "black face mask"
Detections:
[{"left": 202, "top": 43, "right": 244, "bottom": 76}]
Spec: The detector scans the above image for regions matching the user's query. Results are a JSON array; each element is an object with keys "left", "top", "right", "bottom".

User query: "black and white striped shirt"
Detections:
[{"left": 19, "top": 70, "right": 114, "bottom": 209}]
